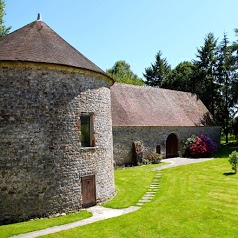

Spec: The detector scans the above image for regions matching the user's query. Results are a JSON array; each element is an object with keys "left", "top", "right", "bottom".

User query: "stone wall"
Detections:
[
  {"left": 0, "top": 63, "right": 115, "bottom": 224},
  {"left": 113, "top": 126, "right": 221, "bottom": 165}
]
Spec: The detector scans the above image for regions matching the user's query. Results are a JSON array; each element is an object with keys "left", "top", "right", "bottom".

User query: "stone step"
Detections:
[
  {"left": 141, "top": 196, "right": 153, "bottom": 201},
  {"left": 148, "top": 189, "right": 158, "bottom": 192},
  {"left": 146, "top": 191, "right": 157, "bottom": 194},
  {"left": 136, "top": 171, "right": 161, "bottom": 206},
  {"left": 138, "top": 199, "right": 151, "bottom": 203},
  {"left": 144, "top": 194, "right": 154, "bottom": 197}
]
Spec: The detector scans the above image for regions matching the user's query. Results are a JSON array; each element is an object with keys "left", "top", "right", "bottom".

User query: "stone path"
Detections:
[
  {"left": 135, "top": 157, "right": 213, "bottom": 207},
  {"left": 136, "top": 172, "right": 161, "bottom": 206},
  {"left": 10, "top": 157, "right": 213, "bottom": 238},
  {"left": 10, "top": 206, "right": 140, "bottom": 238},
  {"left": 158, "top": 157, "right": 214, "bottom": 170}
]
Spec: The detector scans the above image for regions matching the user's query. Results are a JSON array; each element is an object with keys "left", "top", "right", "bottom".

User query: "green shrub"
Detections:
[
  {"left": 142, "top": 153, "right": 163, "bottom": 165},
  {"left": 228, "top": 150, "right": 238, "bottom": 174}
]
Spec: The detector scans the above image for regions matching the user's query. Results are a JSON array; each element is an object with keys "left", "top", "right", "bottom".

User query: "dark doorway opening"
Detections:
[
  {"left": 166, "top": 133, "right": 178, "bottom": 158},
  {"left": 156, "top": 145, "right": 161, "bottom": 154},
  {"left": 81, "top": 175, "right": 96, "bottom": 208}
]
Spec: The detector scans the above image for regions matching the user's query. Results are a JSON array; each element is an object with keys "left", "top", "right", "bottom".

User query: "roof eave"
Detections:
[{"left": 0, "top": 60, "right": 115, "bottom": 85}]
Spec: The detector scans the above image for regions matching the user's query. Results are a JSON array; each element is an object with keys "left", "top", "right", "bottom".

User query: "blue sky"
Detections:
[{"left": 4, "top": 0, "right": 238, "bottom": 78}]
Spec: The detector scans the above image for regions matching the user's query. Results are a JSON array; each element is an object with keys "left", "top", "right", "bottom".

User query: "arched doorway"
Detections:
[{"left": 166, "top": 133, "right": 178, "bottom": 158}]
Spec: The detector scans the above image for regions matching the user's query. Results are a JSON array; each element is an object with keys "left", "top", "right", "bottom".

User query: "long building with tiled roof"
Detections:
[
  {"left": 111, "top": 83, "right": 220, "bottom": 165},
  {"left": 111, "top": 83, "right": 215, "bottom": 127}
]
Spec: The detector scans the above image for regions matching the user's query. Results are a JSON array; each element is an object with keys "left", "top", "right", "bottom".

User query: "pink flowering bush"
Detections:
[
  {"left": 183, "top": 134, "right": 217, "bottom": 158},
  {"left": 189, "top": 137, "right": 208, "bottom": 157}
]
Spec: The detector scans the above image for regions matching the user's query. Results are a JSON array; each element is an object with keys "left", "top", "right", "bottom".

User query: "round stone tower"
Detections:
[{"left": 0, "top": 17, "right": 115, "bottom": 224}]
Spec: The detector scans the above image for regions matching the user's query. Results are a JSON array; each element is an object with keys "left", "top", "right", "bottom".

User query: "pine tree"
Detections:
[
  {"left": 231, "top": 29, "right": 238, "bottom": 104},
  {"left": 143, "top": 51, "right": 171, "bottom": 87},
  {"left": 216, "top": 33, "right": 237, "bottom": 143},
  {"left": 193, "top": 33, "right": 219, "bottom": 116}
]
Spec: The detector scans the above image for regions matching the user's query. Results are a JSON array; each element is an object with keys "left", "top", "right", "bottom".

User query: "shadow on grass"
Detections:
[
  {"left": 223, "top": 172, "right": 236, "bottom": 176},
  {"left": 214, "top": 142, "right": 238, "bottom": 158}
]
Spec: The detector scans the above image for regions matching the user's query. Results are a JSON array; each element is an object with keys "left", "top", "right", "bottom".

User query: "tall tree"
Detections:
[
  {"left": 0, "top": 0, "right": 11, "bottom": 37},
  {"left": 143, "top": 51, "right": 171, "bottom": 87},
  {"left": 231, "top": 28, "right": 238, "bottom": 103},
  {"left": 216, "top": 33, "right": 237, "bottom": 143},
  {"left": 161, "top": 61, "right": 195, "bottom": 92},
  {"left": 192, "top": 33, "right": 219, "bottom": 116},
  {"left": 106, "top": 60, "right": 144, "bottom": 86}
]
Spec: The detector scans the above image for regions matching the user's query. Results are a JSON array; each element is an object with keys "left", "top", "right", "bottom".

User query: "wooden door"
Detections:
[
  {"left": 166, "top": 133, "right": 178, "bottom": 158},
  {"left": 81, "top": 175, "right": 96, "bottom": 208}
]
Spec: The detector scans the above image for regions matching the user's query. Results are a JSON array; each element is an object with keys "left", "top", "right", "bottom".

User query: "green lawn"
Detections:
[
  {"left": 42, "top": 146, "right": 238, "bottom": 238},
  {"left": 2, "top": 144, "right": 238, "bottom": 238},
  {"left": 104, "top": 164, "right": 164, "bottom": 208},
  {"left": 0, "top": 164, "right": 162, "bottom": 238},
  {"left": 0, "top": 211, "right": 91, "bottom": 238}
]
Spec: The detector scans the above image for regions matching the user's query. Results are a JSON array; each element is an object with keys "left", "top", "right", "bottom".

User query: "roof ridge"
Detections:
[{"left": 114, "top": 83, "right": 194, "bottom": 94}]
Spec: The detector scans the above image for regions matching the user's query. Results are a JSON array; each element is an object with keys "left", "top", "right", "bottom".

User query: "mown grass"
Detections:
[
  {"left": 42, "top": 144, "right": 238, "bottom": 238},
  {"left": 2, "top": 144, "right": 238, "bottom": 238},
  {"left": 0, "top": 211, "right": 91, "bottom": 238},
  {"left": 0, "top": 164, "right": 164, "bottom": 238},
  {"left": 104, "top": 163, "right": 165, "bottom": 208}
]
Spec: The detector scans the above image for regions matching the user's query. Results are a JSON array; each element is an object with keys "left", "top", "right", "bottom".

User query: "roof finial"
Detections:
[{"left": 37, "top": 13, "right": 42, "bottom": 21}]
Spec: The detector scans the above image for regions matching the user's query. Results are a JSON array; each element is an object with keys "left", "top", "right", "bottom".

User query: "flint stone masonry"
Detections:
[
  {"left": 113, "top": 126, "right": 221, "bottom": 165},
  {"left": 0, "top": 63, "right": 115, "bottom": 224}
]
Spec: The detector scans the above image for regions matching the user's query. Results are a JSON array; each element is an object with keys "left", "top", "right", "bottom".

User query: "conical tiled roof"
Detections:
[{"left": 0, "top": 20, "right": 110, "bottom": 78}]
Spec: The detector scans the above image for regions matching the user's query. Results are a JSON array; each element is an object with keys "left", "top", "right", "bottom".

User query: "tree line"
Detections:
[{"left": 107, "top": 32, "right": 238, "bottom": 143}]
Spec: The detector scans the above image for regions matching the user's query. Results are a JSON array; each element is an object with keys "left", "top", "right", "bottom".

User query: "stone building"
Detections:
[
  {"left": 111, "top": 83, "right": 221, "bottom": 165},
  {"left": 0, "top": 18, "right": 115, "bottom": 224}
]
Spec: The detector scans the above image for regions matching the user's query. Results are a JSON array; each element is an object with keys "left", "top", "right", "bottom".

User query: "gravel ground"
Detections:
[{"left": 156, "top": 157, "right": 214, "bottom": 170}]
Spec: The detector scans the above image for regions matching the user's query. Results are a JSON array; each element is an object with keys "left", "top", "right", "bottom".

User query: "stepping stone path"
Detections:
[{"left": 136, "top": 171, "right": 161, "bottom": 206}]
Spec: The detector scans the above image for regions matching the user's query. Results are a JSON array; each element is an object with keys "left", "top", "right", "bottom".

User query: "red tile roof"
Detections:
[
  {"left": 0, "top": 20, "right": 111, "bottom": 79},
  {"left": 111, "top": 83, "right": 216, "bottom": 127}
]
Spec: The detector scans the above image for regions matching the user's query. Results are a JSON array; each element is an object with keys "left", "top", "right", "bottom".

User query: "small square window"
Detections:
[{"left": 80, "top": 115, "right": 94, "bottom": 147}]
